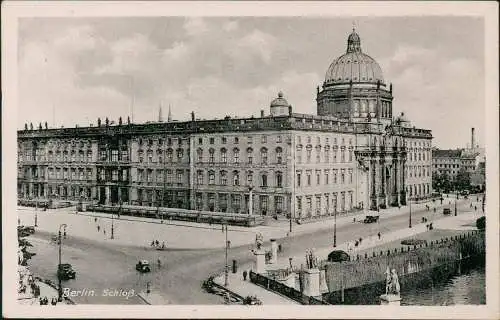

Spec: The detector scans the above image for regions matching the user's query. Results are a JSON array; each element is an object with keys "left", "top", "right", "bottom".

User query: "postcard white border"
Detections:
[{"left": 2, "top": 1, "right": 499, "bottom": 319}]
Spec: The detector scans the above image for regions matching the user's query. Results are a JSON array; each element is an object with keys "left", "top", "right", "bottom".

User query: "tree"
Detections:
[
  {"left": 454, "top": 168, "right": 471, "bottom": 191},
  {"left": 433, "top": 172, "right": 451, "bottom": 192}
]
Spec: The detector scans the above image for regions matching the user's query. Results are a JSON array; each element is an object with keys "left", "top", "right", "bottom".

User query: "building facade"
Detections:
[{"left": 17, "top": 30, "right": 433, "bottom": 217}]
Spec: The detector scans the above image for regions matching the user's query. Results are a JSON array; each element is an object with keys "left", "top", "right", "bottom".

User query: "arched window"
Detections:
[
  {"left": 197, "top": 149, "right": 203, "bottom": 163},
  {"left": 247, "top": 171, "right": 253, "bottom": 186},
  {"left": 247, "top": 147, "right": 253, "bottom": 164},
  {"left": 209, "top": 148, "right": 215, "bottom": 164},
  {"left": 233, "top": 148, "right": 240, "bottom": 164},
  {"left": 208, "top": 170, "right": 215, "bottom": 185},
  {"left": 197, "top": 170, "right": 204, "bottom": 185},
  {"left": 220, "top": 171, "right": 227, "bottom": 185},
  {"left": 176, "top": 148, "right": 183, "bottom": 160},
  {"left": 233, "top": 171, "right": 240, "bottom": 186},
  {"left": 275, "top": 171, "right": 283, "bottom": 188},
  {"left": 157, "top": 149, "right": 163, "bottom": 163},
  {"left": 147, "top": 150, "right": 153, "bottom": 163},
  {"left": 166, "top": 148, "right": 173, "bottom": 162},
  {"left": 261, "top": 173, "right": 268, "bottom": 187},
  {"left": 221, "top": 148, "right": 227, "bottom": 163},
  {"left": 260, "top": 147, "right": 268, "bottom": 165},
  {"left": 276, "top": 147, "right": 283, "bottom": 164}
]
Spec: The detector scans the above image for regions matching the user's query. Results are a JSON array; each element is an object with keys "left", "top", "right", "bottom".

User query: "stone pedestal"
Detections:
[
  {"left": 253, "top": 249, "right": 266, "bottom": 274},
  {"left": 278, "top": 273, "right": 296, "bottom": 288},
  {"left": 270, "top": 239, "right": 278, "bottom": 264},
  {"left": 303, "top": 268, "right": 320, "bottom": 298},
  {"left": 319, "top": 269, "right": 329, "bottom": 293},
  {"left": 380, "top": 294, "right": 401, "bottom": 306}
]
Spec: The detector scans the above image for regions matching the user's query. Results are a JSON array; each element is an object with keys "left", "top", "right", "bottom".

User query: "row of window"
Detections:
[
  {"left": 46, "top": 167, "right": 94, "bottom": 181},
  {"left": 199, "top": 135, "right": 284, "bottom": 145},
  {"left": 296, "top": 147, "right": 353, "bottom": 164},
  {"left": 406, "top": 165, "right": 431, "bottom": 179},
  {"left": 138, "top": 137, "right": 184, "bottom": 147},
  {"left": 196, "top": 170, "right": 282, "bottom": 188},
  {"left": 197, "top": 147, "right": 283, "bottom": 165},
  {"left": 407, "top": 183, "right": 431, "bottom": 197},
  {"left": 137, "top": 169, "right": 184, "bottom": 184},
  {"left": 408, "top": 151, "right": 431, "bottom": 162},
  {"left": 296, "top": 191, "right": 354, "bottom": 215},
  {"left": 297, "top": 136, "right": 352, "bottom": 146},
  {"left": 434, "top": 164, "right": 460, "bottom": 169},
  {"left": 296, "top": 169, "right": 353, "bottom": 187}
]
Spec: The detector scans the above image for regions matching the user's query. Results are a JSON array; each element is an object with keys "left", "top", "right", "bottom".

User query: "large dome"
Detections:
[{"left": 324, "top": 30, "right": 384, "bottom": 85}]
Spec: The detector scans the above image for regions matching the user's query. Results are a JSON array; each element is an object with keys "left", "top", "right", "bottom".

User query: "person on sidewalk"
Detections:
[
  {"left": 243, "top": 270, "right": 248, "bottom": 281},
  {"left": 378, "top": 232, "right": 381, "bottom": 240}
]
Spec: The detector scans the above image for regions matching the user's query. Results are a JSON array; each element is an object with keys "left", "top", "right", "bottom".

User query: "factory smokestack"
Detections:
[{"left": 471, "top": 127, "right": 475, "bottom": 150}]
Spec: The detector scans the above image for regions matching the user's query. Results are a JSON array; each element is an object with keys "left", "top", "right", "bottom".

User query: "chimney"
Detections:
[
  {"left": 260, "top": 110, "right": 264, "bottom": 118},
  {"left": 191, "top": 111, "right": 195, "bottom": 121},
  {"left": 471, "top": 127, "right": 475, "bottom": 150}
]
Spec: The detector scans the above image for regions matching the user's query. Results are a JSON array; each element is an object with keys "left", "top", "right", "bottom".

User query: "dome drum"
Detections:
[{"left": 317, "top": 30, "right": 393, "bottom": 121}]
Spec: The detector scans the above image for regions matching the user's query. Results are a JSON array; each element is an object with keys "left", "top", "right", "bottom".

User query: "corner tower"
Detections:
[{"left": 317, "top": 29, "right": 393, "bottom": 124}]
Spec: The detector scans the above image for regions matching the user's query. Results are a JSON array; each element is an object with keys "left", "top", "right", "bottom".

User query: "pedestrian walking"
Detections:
[
  {"left": 474, "top": 206, "right": 477, "bottom": 211},
  {"left": 97, "top": 225, "right": 100, "bottom": 232},
  {"left": 94, "top": 217, "right": 97, "bottom": 223},
  {"left": 243, "top": 270, "right": 248, "bottom": 281},
  {"left": 103, "top": 229, "right": 106, "bottom": 235},
  {"left": 378, "top": 232, "right": 381, "bottom": 240}
]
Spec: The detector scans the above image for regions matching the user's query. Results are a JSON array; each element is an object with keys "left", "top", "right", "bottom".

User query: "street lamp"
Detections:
[
  {"left": 111, "top": 211, "right": 115, "bottom": 239},
  {"left": 409, "top": 200, "right": 412, "bottom": 228},
  {"left": 224, "top": 222, "right": 229, "bottom": 287},
  {"left": 58, "top": 223, "right": 68, "bottom": 302},
  {"left": 333, "top": 208, "right": 337, "bottom": 247}
]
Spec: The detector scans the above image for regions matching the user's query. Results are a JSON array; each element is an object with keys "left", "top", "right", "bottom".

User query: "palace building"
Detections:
[{"left": 17, "top": 30, "right": 433, "bottom": 218}]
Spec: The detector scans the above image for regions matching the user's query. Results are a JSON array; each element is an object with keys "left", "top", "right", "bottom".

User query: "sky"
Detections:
[{"left": 17, "top": 16, "right": 485, "bottom": 149}]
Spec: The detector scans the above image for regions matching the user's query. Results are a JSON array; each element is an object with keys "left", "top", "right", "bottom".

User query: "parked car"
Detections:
[
  {"left": 136, "top": 260, "right": 151, "bottom": 273},
  {"left": 443, "top": 208, "right": 451, "bottom": 215},
  {"left": 363, "top": 215, "right": 379, "bottom": 224},
  {"left": 327, "top": 250, "right": 350, "bottom": 263},
  {"left": 24, "top": 226, "right": 35, "bottom": 234},
  {"left": 58, "top": 263, "right": 76, "bottom": 280}
]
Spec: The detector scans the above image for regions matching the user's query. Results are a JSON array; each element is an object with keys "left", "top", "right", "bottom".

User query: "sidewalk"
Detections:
[
  {"left": 16, "top": 197, "right": 470, "bottom": 250},
  {"left": 137, "top": 290, "right": 171, "bottom": 305},
  {"left": 214, "top": 209, "right": 481, "bottom": 304},
  {"left": 212, "top": 271, "right": 300, "bottom": 305}
]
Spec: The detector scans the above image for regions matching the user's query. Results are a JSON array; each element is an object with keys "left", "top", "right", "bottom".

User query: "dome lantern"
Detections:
[
  {"left": 270, "top": 91, "right": 290, "bottom": 117},
  {"left": 347, "top": 28, "right": 362, "bottom": 53}
]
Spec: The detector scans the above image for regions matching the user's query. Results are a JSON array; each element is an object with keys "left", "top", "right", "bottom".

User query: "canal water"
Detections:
[{"left": 401, "top": 263, "right": 485, "bottom": 305}]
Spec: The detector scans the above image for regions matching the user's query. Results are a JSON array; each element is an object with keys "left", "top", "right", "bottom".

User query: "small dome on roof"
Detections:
[{"left": 270, "top": 91, "right": 290, "bottom": 108}]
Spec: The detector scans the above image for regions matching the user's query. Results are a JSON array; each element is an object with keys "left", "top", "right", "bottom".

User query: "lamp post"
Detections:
[
  {"left": 409, "top": 200, "right": 412, "bottom": 228},
  {"left": 111, "top": 211, "right": 115, "bottom": 239},
  {"left": 58, "top": 223, "right": 67, "bottom": 302},
  {"left": 224, "top": 222, "right": 229, "bottom": 287},
  {"left": 333, "top": 208, "right": 337, "bottom": 247}
]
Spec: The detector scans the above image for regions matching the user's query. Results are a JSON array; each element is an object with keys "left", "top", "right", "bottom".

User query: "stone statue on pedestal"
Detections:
[
  {"left": 255, "top": 232, "right": 263, "bottom": 250},
  {"left": 385, "top": 267, "right": 400, "bottom": 295}
]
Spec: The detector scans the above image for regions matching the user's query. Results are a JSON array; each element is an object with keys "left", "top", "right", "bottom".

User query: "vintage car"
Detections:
[
  {"left": 327, "top": 250, "right": 350, "bottom": 263},
  {"left": 443, "top": 208, "right": 452, "bottom": 215},
  {"left": 136, "top": 260, "right": 151, "bottom": 273},
  {"left": 57, "top": 263, "right": 76, "bottom": 280},
  {"left": 363, "top": 215, "right": 379, "bottom": 224}
]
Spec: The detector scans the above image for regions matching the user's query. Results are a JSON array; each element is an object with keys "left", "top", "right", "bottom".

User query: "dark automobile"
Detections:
[
  {"left": 24, "top": 226, "right": 36, "bottom": 234},
  {"left": 136, "top": 260, "right": 151, "bottom": 273},
  {"left": 363, "top": 215, "right": 379, "bottom": 223},
  {"left": 327, "top": 250, "right": 350, "bottom": 263},
  {"left": 443, "top": 208, "right": 451, "bottom": 215},
  {"left": 58, "top": 263, "right": 76, "bottom": 280}
]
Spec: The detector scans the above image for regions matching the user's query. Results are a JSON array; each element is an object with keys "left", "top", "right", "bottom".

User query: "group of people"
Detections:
[
  {"left": 39, "top": 296, "right": 58, "bottom": 305},
  {"left": 150, "top": 239, "right": 167, "bottom": 249}
]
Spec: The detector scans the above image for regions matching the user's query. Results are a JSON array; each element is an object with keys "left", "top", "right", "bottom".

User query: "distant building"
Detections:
[
  {"left": 432, "top": 127, "right": 485, "bottom": 189},
  {"left": 17, "top": 30, "right": 433, "bottom": 218}
]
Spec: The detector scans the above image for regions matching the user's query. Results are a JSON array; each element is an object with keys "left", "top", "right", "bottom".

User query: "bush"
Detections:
[
  {"left": 476, "top": 216, "right": 485, "bottom": 230},
  {"left": 401, "top": 239, "right": 426, "bottom": 246}
]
